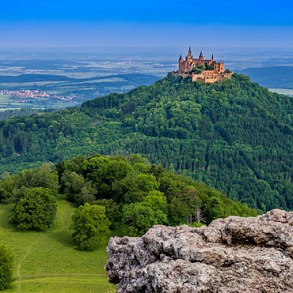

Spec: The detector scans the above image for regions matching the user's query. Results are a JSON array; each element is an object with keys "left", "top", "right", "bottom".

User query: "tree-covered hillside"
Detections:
[
  {"left": 0, "top": 154, "right": 258, "bottom": 235},
  {"left": 1, "top": 73, "right": 293, "bottom": 211}
]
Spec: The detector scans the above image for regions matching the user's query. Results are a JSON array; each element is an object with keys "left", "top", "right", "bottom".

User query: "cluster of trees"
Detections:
[
  {"left": 1, "top": 73, "right": 293, "bottom": 212},
  {"left": 54, "top": 154, "right": 258, "bottom": 236},
  {"left": 0, "top": 154, "right": 258, "bottom": 249},
  {"left": 0, "top": 163, "right": 58, "bottom": 230}
]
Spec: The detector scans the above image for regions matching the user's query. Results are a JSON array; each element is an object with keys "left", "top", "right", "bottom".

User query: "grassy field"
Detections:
[
  {"left": 0, "top": 196, "right": 117, "bottom": 293},
  {"left": 0, "top": 94, "right": 11, "bottom": 103}
]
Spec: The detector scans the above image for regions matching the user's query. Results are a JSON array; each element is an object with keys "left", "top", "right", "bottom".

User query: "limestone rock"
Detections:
[{"left": 105, "top": 209, "right": 293, "bottom": 292}]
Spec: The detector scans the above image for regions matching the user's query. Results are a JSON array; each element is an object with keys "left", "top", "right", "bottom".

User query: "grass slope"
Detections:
[{"left": 0, "top": 197, "right": 116, "bottom": 293}]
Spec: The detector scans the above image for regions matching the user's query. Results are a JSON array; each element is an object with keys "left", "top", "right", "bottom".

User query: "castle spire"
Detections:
[
  {"left": 179, "top": 54, "right": 183, "bottom": 61},
  {"left": 212, "top": 54, "right": 214, "bottom": 60},
  {"left": 188, "top": 46, "right": 192, "bottom": 58},
  {"left": 199, "top": 50, "right": 203, "bottom": 58}
]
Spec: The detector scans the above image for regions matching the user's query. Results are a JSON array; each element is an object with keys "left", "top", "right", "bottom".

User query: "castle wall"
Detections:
[{"left": 173, "top": 71, "right": 233, "bottom": 83}]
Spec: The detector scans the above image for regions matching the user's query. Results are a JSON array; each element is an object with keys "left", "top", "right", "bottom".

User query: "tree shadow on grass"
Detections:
[{"left": 48, "top": 229, "right": 76, "bottom": 248}]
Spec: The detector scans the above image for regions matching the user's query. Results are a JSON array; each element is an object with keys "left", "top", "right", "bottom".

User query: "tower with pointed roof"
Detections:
[{"left": 199, "top": 50, "right": 204, "bottom": 61}]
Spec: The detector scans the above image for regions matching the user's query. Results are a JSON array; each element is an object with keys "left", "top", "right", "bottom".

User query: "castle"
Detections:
[{"left": 173, "top": 47, "right": 233, "bottom": 83}]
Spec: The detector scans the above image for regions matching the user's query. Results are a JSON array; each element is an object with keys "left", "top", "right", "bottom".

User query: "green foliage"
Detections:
[
  {"left": 70, "top": 203, "right": 111, "bottom": 251},
  {"left": 0, "top": 244, "right": 14, "bottom": 290},
  {"left": 11, "top": 187, "right": 57, "bottom": 230},
  {"left": 191, "top": 66, "right": 203, "bottom": 74},
  {"left": 0, "top": 163, "right": 59, "bottom": 203},
  {"left": 225, "top": 68, "right": 231, "bottom": 73},
  {"left": 136, "top": 174, "right": 159, "bottom": 192},
  {"left": 1, "top": 72, "right": 292, "bottom": 212},
  {"left": 54, "top": 154, "right": 258, "bottom": 235},
  {"left": 198, "top": 64, "right": 206, "bottom": 71},
  {"left": 93, "top": 199, "right": 120, "bottom": 228},
  {"left": 122, "top": 193, "right": 168, "bottom": 237},
  {"left": 0, "top": 108, "right": 56, "bottom": 121},
  {"left": 208, "top": 64, "right": 214, "bottom": 70}
]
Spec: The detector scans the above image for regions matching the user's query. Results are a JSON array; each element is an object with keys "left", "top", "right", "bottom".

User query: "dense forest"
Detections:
[
  {"left": 0, "top": 72, "right": 293, "bottom": 211},
  {"left": 0, "top": 108, "right": 56, "bottom": 121},
  {"left": 0, "top": 154, "right": 258, "bottom": 237}
]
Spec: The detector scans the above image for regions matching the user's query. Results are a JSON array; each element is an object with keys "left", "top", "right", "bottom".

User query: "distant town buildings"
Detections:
[
  {"left": 0, "top": 89, "right": 77, "bottom": 102},
  {"left": 173, "top": 47, "right": 233, "bottom": 83}
]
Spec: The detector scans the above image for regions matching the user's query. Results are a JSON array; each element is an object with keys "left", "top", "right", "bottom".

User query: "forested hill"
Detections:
[{"left": 1, "top": 72, "right": 293, "bottom": 212}]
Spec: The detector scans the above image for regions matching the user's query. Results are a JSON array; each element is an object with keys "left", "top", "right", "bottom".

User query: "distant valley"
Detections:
[{"left": 236, "top": 66, "right": 293, "bottom": 95}]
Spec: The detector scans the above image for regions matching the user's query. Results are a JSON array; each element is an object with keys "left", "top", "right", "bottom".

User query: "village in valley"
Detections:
[{"left": 0, "top": 89, "right": 78, "bottom": 103}]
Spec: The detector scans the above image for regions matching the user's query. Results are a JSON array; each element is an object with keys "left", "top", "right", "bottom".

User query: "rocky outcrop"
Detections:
[{"left": 105, "top": 209, "right": 293, "bottom": 292}]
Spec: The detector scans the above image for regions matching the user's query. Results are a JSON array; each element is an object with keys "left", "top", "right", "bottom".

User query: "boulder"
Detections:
[{"left": 105, "top": 209, "right": 293, "bottom": 292}]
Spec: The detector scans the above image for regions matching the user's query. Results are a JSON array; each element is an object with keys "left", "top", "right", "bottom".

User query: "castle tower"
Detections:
[
  {"left": 219, "top": 59, "right": 224, "bottom": 72},
  {"left": 199, "top": 50, "right": 204, "bottom": 61},
  {"left": 188, "top": 46, "right": 192, "bottom": 57},
  {"left": 178, "top": 54, "right": 184, "bottom": 73},
  {"left": 212, "top": 54, "right": 214, "bottom": 60},
  {"left": 186, "top": 47, "right": 193, "bottom": 63}
]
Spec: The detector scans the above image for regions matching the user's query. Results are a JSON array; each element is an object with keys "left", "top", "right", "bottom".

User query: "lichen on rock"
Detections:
[{"left": 105, "top": 209, "right": 293, "bottom": 292}]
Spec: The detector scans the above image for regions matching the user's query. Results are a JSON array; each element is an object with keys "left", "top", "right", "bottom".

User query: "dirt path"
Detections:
[
  {"left": 14, "top": 273, "right": 107, "bottom": 280},
  {"left": 15, "top": 207, "right": 67, "bottom": 293}
]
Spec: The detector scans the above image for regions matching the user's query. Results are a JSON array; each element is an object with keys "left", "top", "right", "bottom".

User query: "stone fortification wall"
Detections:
[{"left": 173, "top": 71, "right": 233, "bottom": 83}]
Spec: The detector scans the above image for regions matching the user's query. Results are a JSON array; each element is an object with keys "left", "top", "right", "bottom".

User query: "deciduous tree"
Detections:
[
  {"left": 11, "top": 187, "right": 57, "bottom": 230},
  {"left": 70, "top": 203, "right": 110, "bottom": 250}
]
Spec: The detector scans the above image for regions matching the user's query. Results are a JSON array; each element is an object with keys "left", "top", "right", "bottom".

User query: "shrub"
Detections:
[
  {"left": 0, "top": 245, "right": 14, "bottom": 290},
  {"left": 11, "top": 187, "right": 57, "bottom": 230}
]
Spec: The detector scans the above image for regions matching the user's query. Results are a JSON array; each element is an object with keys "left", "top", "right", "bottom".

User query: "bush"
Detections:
[
  {"left": 198, "top": 64, "right": 206, "bottom": 71},
  {"left": 0, "top": 245, "right": 14, "bottom": 290},
  {"left": 191, "top": 66, "right": 202, "bottom": 74},
  {"left": 11, "top": 187, "right": 57, "bottom": 230},
  {"left": 70, "top": 203, "right": 111, "bottom": 251}
]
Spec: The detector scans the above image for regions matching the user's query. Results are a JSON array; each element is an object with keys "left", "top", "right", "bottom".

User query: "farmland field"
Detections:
[
  {"left": 0, "top": 94, "right": 11, "bottom": 103},
  {"left": 269, "top": 88, "right": 293, "bottom": 96},
  {"left": 0, "top": 196, "right": 117, "bottom": 293}
]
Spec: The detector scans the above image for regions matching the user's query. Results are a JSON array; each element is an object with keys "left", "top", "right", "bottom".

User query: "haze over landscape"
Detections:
[{"left": 1, "top": 1, "right": 293, "bottom": 292}]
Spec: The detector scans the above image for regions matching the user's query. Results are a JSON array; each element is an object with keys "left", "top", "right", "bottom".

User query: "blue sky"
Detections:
[{"left": 1, "top": 0, "right": 292, "bottom": 48}]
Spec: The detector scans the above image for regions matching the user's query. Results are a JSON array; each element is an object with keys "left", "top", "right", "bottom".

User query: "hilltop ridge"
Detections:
[{"left": 1, "top": 72, "right": 293, "bottom": 211}]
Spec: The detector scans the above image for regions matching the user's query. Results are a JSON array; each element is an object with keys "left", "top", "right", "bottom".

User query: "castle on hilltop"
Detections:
[{"left": 173, "top": 47, "right": 233, "bottom": 83}]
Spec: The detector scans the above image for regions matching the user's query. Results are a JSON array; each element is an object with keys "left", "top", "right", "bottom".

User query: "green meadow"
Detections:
[{"left": 0, "top": 196, "right": 116, "bottom": 293}]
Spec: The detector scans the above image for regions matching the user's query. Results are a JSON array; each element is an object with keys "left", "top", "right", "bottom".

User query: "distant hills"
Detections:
[
  {"left": 236, "top": 66, "right": 293, "bottom": 89},
  {"left": 0, "top": 73, "right": 159, "bottom": 85},
  {"left": 0, "top": 73, "right": 160, "bottom": 109},
  {"left": 1, "top": 72, "right": 293, "bottom": 212}
]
